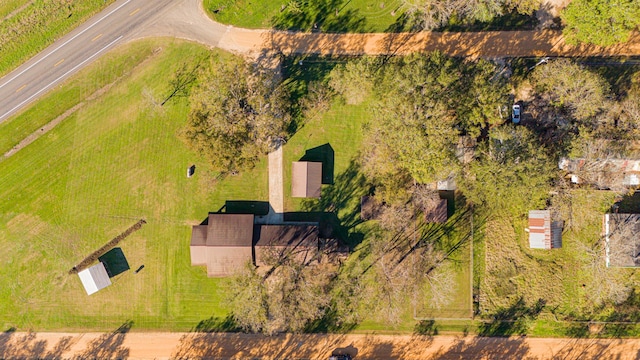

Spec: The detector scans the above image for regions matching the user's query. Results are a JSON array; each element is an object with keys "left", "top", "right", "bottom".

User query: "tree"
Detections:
[
  {"left": 360, "top": 52, "right": 507, "bottom": 204},
  {"left": 328, "top": 57, "right": 376, "bottom": 105},
  {"left": 161, "top": 60, "right": 204, "bottom": 106},
  {"left": 181, "top": 58, "right": 292, "bottom": 174},
  {"left": 459, "top": 126, "right": 556, "bottom": 216},
  {"left": 561, "top": 0, "right": 640, "bottom": 46},
  {"left": 402, "top": 0, "right": 540, "bottom": 30},
  {"left": 532, "top": 59, "right": 610, "bottom": 122},
  {"left": 225, "top": 256, "right": 336, "bottom": 334}
]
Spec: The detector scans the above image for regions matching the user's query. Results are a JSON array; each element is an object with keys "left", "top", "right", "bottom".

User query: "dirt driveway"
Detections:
[{"left": 2, "top": 331, "right": 640, "bottom": 359}]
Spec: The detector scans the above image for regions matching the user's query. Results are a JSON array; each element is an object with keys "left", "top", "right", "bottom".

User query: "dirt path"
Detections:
[
  {"left": 133, "top": 0, "right": 640, "bottom": 58},
  {"left": 2, "top": 331, "right": 640, "bottom": 359}
]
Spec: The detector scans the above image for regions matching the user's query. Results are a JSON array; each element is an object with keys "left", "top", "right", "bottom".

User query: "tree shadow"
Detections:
[
  {"left": 414, "top": 320, "right": 439, "bottom": 336},
  {"left": 300, "top": 158, "right": 371, "bottom": 248},
  {"left": 193, "top": 315, "right": 240, "bottom": 333},
  {"left": 74, "top": 320, "right": 132, "bottom": 360},
  {"left": 430, "top": 336, "right": 535, "bottom": 359},
  {"left": 0, "top": 328, "right": 77, "bottom": 360},
  {"left": 612, "top": 191, "right": 640, "bottom": 214},
  {"left": 272, "top": 0, "right": 369, "bottom": 33},
  {"left": 478, "top": 297, "right": 546, "bottom": 336},
  {"left": 438, "top": 10, "right": 539, "bottom": 32},
  {"left": 303, "top": 307, "right": 358, "bottom": 333}
]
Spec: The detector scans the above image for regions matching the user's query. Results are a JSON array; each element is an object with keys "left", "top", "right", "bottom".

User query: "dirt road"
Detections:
[
  {"left": 2, "top": 331, "right": 639, "bottom": 359},
  {"left": 135, "top": 0, "right": 640, "bottom": 58}
]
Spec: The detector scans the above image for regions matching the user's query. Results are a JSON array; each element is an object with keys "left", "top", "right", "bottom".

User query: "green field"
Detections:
[
  {"left": 0, "top": 0, "right": 116, "bottom": 77},
  {"left": 203, "top": 0, "right": 405, "bottom": 33},
  {"left": 0, "top": 39, "right": 272, "bottom": 331}
]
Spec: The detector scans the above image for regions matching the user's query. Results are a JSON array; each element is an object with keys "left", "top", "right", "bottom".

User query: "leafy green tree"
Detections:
[
  {"left": 561, "top": 0, "right": 640, "bottom": 46},
  {"left": 532, "top": 59, "right": 610, "bottom": 122},
  {"left": 328, "top": 57, "right": 376, "bottom": 105},
  {"left": 181, "top": 58, "right": 292, "bottom": 174},
  {"left": 460, "top": 127, "right": 556, "bottom": 216},
  {"left": 361, "top": 52, "right": 507, "bottom": 203}
]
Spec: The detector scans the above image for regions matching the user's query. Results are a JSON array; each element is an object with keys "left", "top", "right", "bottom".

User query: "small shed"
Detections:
[
  {"left": 528, "top": 210, "right": 562, "bottom": 249},
  {"left": 292, "top": 161, "right": 322, "bottom": 198},
  {"left": 78, "top": 262, "right": 112, "bottom": 295}
]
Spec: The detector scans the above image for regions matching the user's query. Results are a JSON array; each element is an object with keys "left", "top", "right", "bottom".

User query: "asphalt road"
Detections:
[{"left": 0, "top": 0, "right": 179, "bottom": 123}]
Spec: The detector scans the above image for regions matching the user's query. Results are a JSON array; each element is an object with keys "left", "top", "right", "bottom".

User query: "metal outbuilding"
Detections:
[{"left": 78, "top": 262, "right": 112, "bottom": 295}]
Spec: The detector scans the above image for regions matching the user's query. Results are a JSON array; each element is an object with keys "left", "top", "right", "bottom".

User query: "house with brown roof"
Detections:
[
  {"left": 191, "top": 213, "right": 331, "bottom": 277},
  {"left": 292, "top": 161, "right": 322, "bottom": 198},
  {"left": 527, "top": 210, "right": 562, "bottom": 249},
  {"left": 603, "top": 213, "right": 640, "bottom": 267},
  {"left": 253, "top": 225, "right": 320, "bottom": 267},
  {"left": 190, "top": 214, "right": 254, "bottom": 277}
]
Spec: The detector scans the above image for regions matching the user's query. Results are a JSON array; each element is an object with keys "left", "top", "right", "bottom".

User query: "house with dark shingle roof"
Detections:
[{"left": 190, "top": 214, "right": 331, "bottom": 277}]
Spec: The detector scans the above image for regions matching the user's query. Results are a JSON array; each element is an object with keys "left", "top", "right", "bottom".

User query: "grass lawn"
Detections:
[
  {"left": 203, "top": 0, "right": 405, "bottom": 33},
  {"left": 0, "top": 38, "right": 271, "bottom": 331},
  {"left": 0, "top": 0, "right": 116, "bottom": 77}
]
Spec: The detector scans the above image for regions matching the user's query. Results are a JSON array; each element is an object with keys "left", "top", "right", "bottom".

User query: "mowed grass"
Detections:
[
  {"left": 203, "top": 0, "right": 405, "bottom": 33},
  {"left": 0, "top": 38, "right": 270, "bottom": 331},
  {"left": 0, "top": 0, "right": 116, "bottom": 77}
]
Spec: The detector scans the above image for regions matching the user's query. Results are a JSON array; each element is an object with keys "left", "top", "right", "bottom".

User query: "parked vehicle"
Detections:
[{"left": 512, "top": 104, "right": 521, "bottom": 124}]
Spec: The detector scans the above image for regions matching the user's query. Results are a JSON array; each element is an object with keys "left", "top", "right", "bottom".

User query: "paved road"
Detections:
[{"left": 0, "top": 0, "right": 179, "bottom": 123}]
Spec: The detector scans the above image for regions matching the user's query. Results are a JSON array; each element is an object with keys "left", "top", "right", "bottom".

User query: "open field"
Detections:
[
  {"left": 0, "top": 0, "right": 115, "bottom": 77},
  {"left": 0, "top": 38, "right": 273, "bottom": 331}
]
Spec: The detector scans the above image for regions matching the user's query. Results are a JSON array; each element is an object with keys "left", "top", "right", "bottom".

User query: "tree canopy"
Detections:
[
  {"left": 561, "top": 0, "right": 640, "bottom": 46},
  {"left": 359, "top": 52, "right": 508, "bottom": 203},
  {"left": 181, "top": 57, "right": 292, "bottom": 174},
  {"left": 459, "top": 126, "right": 556, "bottom": 216}
]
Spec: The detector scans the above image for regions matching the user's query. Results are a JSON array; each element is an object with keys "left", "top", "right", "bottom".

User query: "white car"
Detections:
[{"left": 512, "top": 104, "right": 521, "bottom": 124}]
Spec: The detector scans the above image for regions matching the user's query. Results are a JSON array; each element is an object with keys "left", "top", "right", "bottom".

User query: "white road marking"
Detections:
[
  {"left": 0, "top": 0, "right": 131, "bottom": 91},
  {"left": 0, "top": 36, "right": 123, "bottom": 122}
]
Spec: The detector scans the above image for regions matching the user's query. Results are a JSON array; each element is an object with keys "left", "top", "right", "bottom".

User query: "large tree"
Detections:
[
  {"left": 226, "top": 257, "right": 335, "bottom": 334},
  {"left": 532, "top": 59, "right": 610, "bottom": 122},
  {"left": 561, "top": 0, "right": 640, "bottom": 46},
  {"left": 182, "top": 58, "right": 292, "bottom": 174},
  {"left": 459, "top": 126, "right": 556, "bottom": 216},
  {"left": 361, "top": 52, "right": 508, "bottom": 203}
]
